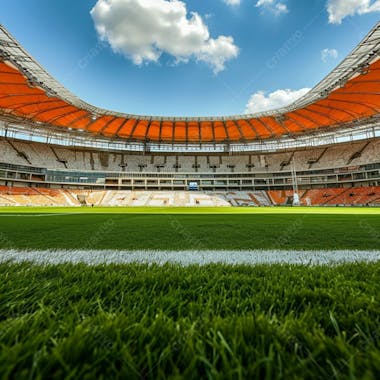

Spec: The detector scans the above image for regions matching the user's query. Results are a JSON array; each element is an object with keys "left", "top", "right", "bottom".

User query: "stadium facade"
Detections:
[{"left": 0, "top": 23, "right": 380, "bottom": 207}]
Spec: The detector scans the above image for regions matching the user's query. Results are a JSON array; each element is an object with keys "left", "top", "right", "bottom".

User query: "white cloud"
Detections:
[
  {"left": 327, "top": 0, "right": 380, "bottom": 24},
  {"left": 274, "top": 3, "right": 288, "bottom": 15},
  {"left": 245, "top": 88, "right": 311, "bottom": 114},
  {"left": 321, "top": 48, "right": 338, "bottom": 62},
  {"left": 91, "top": 0, "right": 239, "bottom": 74},
  {"left": 256, "top": 0, "right": 274, "bottom": 5},
  {"left": 255, "top": 0, "right": 289, "bottom": 16},
  {"left": 223, "top": 0, "right": 241, "bottom": 5}
]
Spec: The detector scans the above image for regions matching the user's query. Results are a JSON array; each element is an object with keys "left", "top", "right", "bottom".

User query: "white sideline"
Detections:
[
  {"left": 0, "top": 250, "right": 379, "bottom": 266},
  {"left": 0, "top": 214, "right": 80, "bottom": 217}
]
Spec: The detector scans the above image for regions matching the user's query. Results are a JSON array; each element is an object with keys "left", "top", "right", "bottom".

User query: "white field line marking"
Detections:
[
  {"left": 0, "top": 213, "right": 88, "bottom": 217},
  {"left": 0, "top": 250, "right": 379, "bottom": 266}
]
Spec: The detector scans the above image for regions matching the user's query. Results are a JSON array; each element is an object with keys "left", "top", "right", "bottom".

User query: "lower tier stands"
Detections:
[{"left": 0, "top": 187, "right": 379, "bottom": 207}]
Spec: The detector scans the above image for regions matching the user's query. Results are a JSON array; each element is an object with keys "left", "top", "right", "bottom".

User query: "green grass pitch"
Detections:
[
  {"left": 1, "top": 262, "right": 380, "bottom": 379},
  {"left": 0, "top": 206, "right": 380, "bottom": 379},
  {"left": 0, "top": 206, "right": 379, "bottom": 250}
]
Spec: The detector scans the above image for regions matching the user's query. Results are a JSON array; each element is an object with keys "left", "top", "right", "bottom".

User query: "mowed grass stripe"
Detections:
[
  {"left": 0, "top": 212, "right": 380, "bottom": 250},
  {"left": 0, "top": 262, "right": 379, "bottom": 379}
]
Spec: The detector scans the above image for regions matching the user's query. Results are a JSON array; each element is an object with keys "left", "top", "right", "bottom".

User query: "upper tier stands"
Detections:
[{"left": 1, "top": 138, "right": 379, "bottom": 174}]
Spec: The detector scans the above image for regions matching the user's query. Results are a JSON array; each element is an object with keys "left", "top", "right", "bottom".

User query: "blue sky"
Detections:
[{"left": 1, "top": 0, "right": 379, "bottom": 117}]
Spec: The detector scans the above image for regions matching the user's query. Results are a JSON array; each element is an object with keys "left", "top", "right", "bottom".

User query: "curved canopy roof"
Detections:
[{"left": 0, "top": 22, "right": 379, "bottom": 144}]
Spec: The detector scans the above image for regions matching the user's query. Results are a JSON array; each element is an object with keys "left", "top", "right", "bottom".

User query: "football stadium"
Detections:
[{"left": 1, "top": 1, "right": 380, "bottom": 379}]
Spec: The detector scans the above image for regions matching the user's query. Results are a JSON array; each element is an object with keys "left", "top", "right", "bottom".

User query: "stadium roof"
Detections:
[{"left": 0, "top": 22, "right": 379, "bottom": 145}]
